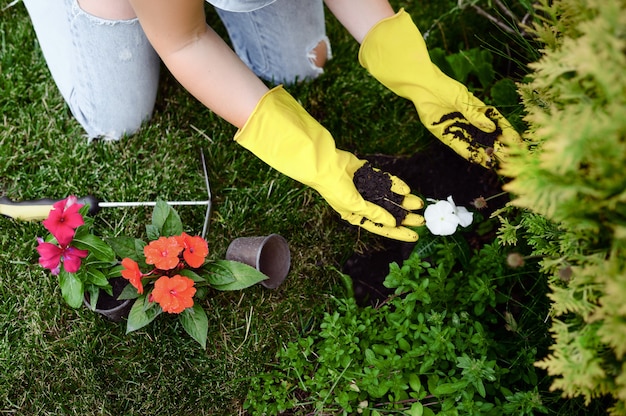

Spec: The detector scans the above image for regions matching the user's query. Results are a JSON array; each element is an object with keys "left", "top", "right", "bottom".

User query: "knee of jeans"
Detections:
[
  {"left": 307, "top": 37, "right": 331, "bottom": 71},
  {"left": 70, "top": 98, "right": 153, "bottom": 141},
  {"left": 279, "top": 36, "right": 332, "bottom": 85}
]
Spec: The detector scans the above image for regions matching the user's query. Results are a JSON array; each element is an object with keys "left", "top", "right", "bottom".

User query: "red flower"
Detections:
[
  {"left": 144, "top": 236, "right": 183, "bottom": 270},
  {"left": 121, "top": 258, "right": 144, "bottom": 294},
  {"left": 175, "top": 232, "right": 209, "bottom": 268},
  {"left": 42, "top": 196, "right": 84, "bottom": 246},
  {"left": 36, "top": 237, "right": 89, "bottom": 275},
  {"left": 151, "top": 275, "right": 196, "bottom": 314}
]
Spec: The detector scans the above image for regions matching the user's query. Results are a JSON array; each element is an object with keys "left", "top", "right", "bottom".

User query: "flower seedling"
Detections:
[
  {"left": 36, "top": 196, "right": 267, "bottom": 348},
  {"left": 423, "top": 196, "right": 473, "bottom": 236}
]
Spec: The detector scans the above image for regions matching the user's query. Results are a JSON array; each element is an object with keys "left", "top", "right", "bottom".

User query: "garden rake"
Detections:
[{"left": 0, "top": 150, "right": 213, "bottom": 238}]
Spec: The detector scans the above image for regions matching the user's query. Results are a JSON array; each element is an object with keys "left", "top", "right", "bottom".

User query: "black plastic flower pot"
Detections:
[{"left": 83, "top": 276, "right": 133, "bottom": 322}]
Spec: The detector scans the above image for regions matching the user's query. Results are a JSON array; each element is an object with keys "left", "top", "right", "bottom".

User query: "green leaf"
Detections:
[
  {"left": 151, "top": 200, "right": 183, "bottom": 237},
  {"left": 490, "top": 78, "right": 521, "bottom": 108},
  {"left": 82, "top": 267, "right": 109, "bottom": 288},
  {"left": 72, "top": 231, "right": 116, "bottom": 263},
  {"left": 409, "top": 373, "right": 422, "bottom": 393},
  {"left": 205, "top": 260, "right": 267, "bottom": 290},
  {"left": 180, "top": 304, "right": 208, "bottom": 349},
  {"left": 105, "top": 237, "right": 147, "bottom": 266},
  {"left": 409, "top": 402, "right": 424, "bottom": 416},
  {"left": 422, "top": 407, "right": 436, "bottom": 416},
  {"left": 433, "top": 381, "right": 467, "bottom": 396},
  {"left": 126, "top": 296, "right": 162, "bottom": 333},
  {"left": 85, "top": 285, "right": 99, "bottom": 311},
  {"left": 429, "top": 47, "right": 456, "bottom": 80},
  {"left": 179, "top": 268, "right": 205, "bottom": 283},
  {"left": 446, "top": 50, "right": 474, "bottom": 84},
  {"left": 475, "top": 379, "right": 486, "bottom": 398},
  {"left": 107, "top": 265, "right": 124, "bottom": 279},
  {"left": 201, "top": 265, "right": 236, "bottom": 286},
  {"left": 59, "top": 270, "right": 84, "bottom": 309},
  {"left": 145, "top": 224, "right": 160, "bottom": 241},
  {"left": 117, "top": 281, "right": 141, "bottom": 300}
]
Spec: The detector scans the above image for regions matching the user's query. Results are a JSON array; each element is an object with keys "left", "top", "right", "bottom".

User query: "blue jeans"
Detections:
[{"left": 22, "top": 0, "right": 329, "bottom": 140}]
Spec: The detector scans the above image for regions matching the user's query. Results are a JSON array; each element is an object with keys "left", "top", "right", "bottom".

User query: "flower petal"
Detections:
[
  {"left": 37, "top": 240, "right": 63, "bottom": 273},
  {"left": 121, "top": 258, "right": 144, "bottom": 294},
  {"left": 144, "top": 236, "right": 183, "bottom": 270},
  {"left": 151, "top": 275, "right": 196, "bottom": 314},
  {"left": 176, "top": 233, "right": 209, "bottom": 268},
  {"left": 42, "top": 196, "right": 84, "bottom": 246},
  {"left": 424, "top": 200, "right": 460, "bottom": 236},
  {"left": 456, "top": 206, "right": 474, "bottom": 228},
  {"left": 62, "top": 246, "right": 89, "bottom": 273}
]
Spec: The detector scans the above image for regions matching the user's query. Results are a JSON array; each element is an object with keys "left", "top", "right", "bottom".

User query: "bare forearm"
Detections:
[
  {"left": 324, "top": 0, "right": 395, "bottom": 43},
  {"left": 128, "top": 0, "right": 268, "bottom": 128},
  {"left": 161, "top": 25, "right": 268, "bottom": 128}
]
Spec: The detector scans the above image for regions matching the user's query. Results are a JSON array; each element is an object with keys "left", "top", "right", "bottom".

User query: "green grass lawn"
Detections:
[{"left": 0, "top": 1, "right": 525, "bottom": 414}]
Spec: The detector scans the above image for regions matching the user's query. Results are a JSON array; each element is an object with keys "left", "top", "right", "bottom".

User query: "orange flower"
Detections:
[
  {"left": 144, "top": 236, "right": 183, "bottom": 270},
  {"left": 175, "top": 232, "right": 209, "bottom": 268},
  {"left": 120, "top": 258, "right": 144, "bottom": 294},
  {"left": 151, "top": 275, "right": 196, "bottom": 314}
]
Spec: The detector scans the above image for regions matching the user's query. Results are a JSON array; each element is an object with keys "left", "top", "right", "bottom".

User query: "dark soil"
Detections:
[
  {"left": 353, "top": 162, "right": 407, "bottom": 226},
  {"left": 344, "top": 139, "right": 508, "bottom": 306},
  {"left": 93, "top": 276, "right": 128, "bottom": 310}
]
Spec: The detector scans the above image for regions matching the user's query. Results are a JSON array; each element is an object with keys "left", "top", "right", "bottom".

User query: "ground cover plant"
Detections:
[
  {"left": 245, "top": 234, "right": 554, "bottom": 415},
  {"left": 2, "top": 0, "right": 620, "bottom": 414}
]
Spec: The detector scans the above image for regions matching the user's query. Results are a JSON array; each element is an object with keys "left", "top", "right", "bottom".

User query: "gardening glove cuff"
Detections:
[
  {"left": 234, "top": 86, "right": 424, "bottom": 242},
  {"left": 359, "top": 8, "right": 522, "bottom": 168}
]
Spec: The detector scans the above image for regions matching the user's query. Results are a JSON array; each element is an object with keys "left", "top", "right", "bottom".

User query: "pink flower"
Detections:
[
  {"left": 42, "top": 196, "right": 84, "bottom": 246},
  {"left": 36, "top": 237, "right": 89, "bottom": 275}
]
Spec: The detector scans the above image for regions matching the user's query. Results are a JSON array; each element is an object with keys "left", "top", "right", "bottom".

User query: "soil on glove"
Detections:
[
  {"left": 431, "top": 109, "right": 503, "bottom": 168},
  {"left": 433, "top": 109, "right": 503, "bottom": 148},
  {"left": 344, "top": 139, "right": 507, "bottom": 306},
  {"left": 353, "top": 162, "right": 407, "bottom": 226}
]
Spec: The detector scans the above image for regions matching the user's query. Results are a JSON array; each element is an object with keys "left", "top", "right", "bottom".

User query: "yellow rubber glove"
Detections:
[
  {"left": 359, "top": 9, "right": 521, "bottom": 168},
  {"left": 234, "top": 86, "right": 424, "bottom": 242}
]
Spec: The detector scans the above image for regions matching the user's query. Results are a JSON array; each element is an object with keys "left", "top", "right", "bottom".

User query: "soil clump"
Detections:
[{"left": 353, "top": 162, "right": 407, "bottom": 226}]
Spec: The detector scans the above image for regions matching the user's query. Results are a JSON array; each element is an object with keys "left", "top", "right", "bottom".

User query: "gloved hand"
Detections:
[
  {"left": 234, "top": 86, "right": 424, "bottom": 242},
  {"left": 359, "top": 9, "right": 521, "bottom": 168}
]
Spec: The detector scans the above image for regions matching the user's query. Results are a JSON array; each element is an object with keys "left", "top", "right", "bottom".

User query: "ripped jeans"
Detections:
[{"left": 22, "top": 0, "right": 330, "bottom": 140}]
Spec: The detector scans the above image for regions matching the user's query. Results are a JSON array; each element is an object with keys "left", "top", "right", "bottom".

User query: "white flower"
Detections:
[{"left": 424, "top": 196, "right": 474, "bottom": 236}]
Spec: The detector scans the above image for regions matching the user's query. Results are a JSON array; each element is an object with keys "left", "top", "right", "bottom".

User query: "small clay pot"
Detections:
[{"left": 225, "top": 234, "right": 291, "bottom": 289}]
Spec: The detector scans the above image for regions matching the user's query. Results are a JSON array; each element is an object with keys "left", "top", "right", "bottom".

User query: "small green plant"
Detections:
[
  {"left": 35, "top": 197, "right": 267, "bottom": 348},
  {"left": 245, "top": 233, "right": 551, "bottom": 415}
]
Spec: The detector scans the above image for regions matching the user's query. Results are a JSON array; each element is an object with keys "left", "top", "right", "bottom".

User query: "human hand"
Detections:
[
  {"left": 359, "top": 9, "right": 522, "bottom": 169},
  {"left": 321, "top": 157, "right": 424, "bottom": 242},
  {"left": 414, "top": 64, "right": 521, "bottom": 168},
  {"left": 235, "top": 86, "right": 424, "bottom": 242}
]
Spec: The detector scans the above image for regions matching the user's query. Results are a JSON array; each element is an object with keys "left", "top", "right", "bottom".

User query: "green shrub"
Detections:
[
  {"left": 499, "top": 0, "right": 626, "bottom": 413},
  {"left": 244, "top": 234, "right": 552, "bottom": 415}
]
